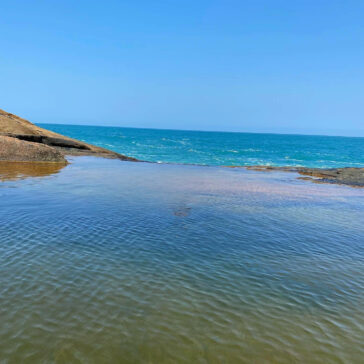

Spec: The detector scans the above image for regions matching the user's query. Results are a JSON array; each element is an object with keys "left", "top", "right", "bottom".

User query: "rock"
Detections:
[
  {"left": 0, "top": 108, "right": 138, "bottom": 161},
  {"left": 0, "top": 136, "right": 67, "bottom": 163},
  {"left": 0, "top": 109, "right": 50, "bottom": 135},
  {"left": 245, "top": 166, "right": 364, "bottom": 187}
]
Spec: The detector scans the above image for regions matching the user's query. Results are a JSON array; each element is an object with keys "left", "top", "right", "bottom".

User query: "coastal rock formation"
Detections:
[
  {"left": 246, "top": 166, "right": 364, "bottom": 187},
  {"left": 0, "top": 108, "right": 137, "bottom": 162},
  {"left": 1, "top": 109, "right": 363, "bottom": 187},
  {"left": 0, "top": 136, "right": 66, "bottom": 163}
]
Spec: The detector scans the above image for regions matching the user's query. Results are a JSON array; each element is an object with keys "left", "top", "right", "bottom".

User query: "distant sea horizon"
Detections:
[
  {"left": 38, "top": 122, "right": 364, "bottom": 138},
  {"left": 39, "top": 123, "right": 364, "bottom": 169}
]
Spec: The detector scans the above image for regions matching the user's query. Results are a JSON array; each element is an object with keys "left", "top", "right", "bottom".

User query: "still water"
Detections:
[{"left": 1, "top": 158, "right": 363, "bottom": 363}]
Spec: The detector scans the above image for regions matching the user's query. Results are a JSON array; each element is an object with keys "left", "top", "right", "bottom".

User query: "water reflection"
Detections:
[
  {"left": 0, "top": 161, "right": 66, "bottom": 181},
  {"left": 0, "top": 158, "right": 363, "bottom": 363}
]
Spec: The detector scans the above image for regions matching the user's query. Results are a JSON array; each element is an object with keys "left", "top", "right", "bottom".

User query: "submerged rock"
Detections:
[{"left": 245, "top": 166, "right": 364, "bottom": 187}]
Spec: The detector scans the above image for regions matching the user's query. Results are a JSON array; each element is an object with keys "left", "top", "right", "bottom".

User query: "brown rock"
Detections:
[
  {"left": 245, "top": 165, "right": 364, "bottom": 187},
  {"left": 0, "top": 108, "right": 138, "bottom": 161},
  {"left": 0, "top": 136, "right": 67, "bottom": 163}
]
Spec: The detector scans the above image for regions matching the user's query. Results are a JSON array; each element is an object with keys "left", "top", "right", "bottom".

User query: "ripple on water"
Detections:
[{"left": 0, "top": 158, "right": 363, "bottom": 363}]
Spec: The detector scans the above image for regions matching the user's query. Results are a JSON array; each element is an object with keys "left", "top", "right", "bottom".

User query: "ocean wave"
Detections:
[{"left": 45, "top": 124, "right": 364, "bottom": 168}]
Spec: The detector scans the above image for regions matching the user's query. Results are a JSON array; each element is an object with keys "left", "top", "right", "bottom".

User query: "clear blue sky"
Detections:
[{"left": 1, "top": 0, "right": 364, "bottom": 136}]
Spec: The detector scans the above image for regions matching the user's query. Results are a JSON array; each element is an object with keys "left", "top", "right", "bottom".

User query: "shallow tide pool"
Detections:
[{"left": 1, "top": 158, "right": 363, "bottom": 363}]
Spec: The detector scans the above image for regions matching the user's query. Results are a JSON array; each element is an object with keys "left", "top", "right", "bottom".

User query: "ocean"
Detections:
[
  {"left": 40, "top": 124, "right": 364, "bottom": 168},
  {"left": 1, "top": 127, "right": 364, "bottom": 362}
]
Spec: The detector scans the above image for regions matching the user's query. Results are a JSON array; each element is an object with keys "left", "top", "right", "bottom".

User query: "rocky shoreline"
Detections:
[
  {"left": 0, "top": 109, "right": 137, "bottom": 164},
  {"left": 245, "top": 166, "right": 364, "bottom": 187},
  {"left": 1, "top": 108, "right": 363, "bottom": 187}
]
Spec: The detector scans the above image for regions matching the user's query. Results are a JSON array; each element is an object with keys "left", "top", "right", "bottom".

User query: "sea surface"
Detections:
[
  {"left": 40, "top": 124, "right": 364, "bottom": 168},
  {"left": 1, "top": 157, "right": 363, "bottom": 363}
]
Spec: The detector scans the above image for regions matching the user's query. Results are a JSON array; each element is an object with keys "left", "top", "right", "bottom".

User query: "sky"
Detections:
[{"left": 1, "top": 0, "right": 364, "bottom": 136}]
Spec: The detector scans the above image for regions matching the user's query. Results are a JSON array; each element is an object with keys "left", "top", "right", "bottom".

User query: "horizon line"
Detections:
[{"left": 36, "top": 122, "right": 364, "bottom": 139}]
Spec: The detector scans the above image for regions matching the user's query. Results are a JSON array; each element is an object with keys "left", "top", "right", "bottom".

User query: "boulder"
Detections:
[{"left": 0, "top": 136, "right": 67, "bottom": 163}]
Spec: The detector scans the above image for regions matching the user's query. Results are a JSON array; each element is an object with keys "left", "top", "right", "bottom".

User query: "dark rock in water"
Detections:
[
  {"left": 0, "top": 108, "right": 138, "bottom": 162},
  {"left": 245, "top": 166, "right": 364, "bottom": 187},
  {"left": 0, "top": 136, "right": 67, "bottom": 163},
  {"left": 173, "top": 207, "right": 192, "bottom": 217}
]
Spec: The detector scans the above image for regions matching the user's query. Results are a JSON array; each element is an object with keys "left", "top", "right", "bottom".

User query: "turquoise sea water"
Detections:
[
  {"left": 40, "top": 124, "right": 364, "bottom": 168},
  {"left": 1, "top": 158, "right": 364, "bottom": 362}
]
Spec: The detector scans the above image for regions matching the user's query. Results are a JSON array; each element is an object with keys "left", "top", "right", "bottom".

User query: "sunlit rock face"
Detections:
[
  {"left": 0, "top": 108, "right": 137, "bottom": 161},
  {"left": 0, "top": 136, "right": 67, "bottom": 163}
]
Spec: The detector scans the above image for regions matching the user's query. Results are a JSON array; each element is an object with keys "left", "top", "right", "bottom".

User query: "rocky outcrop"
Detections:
[
  {"left": 0, "top": 136, "right": 67, "bottom": 163},
  {"left": 245, "top": 166, "right": 364, "bottom": 187},
  {"left": 0, "top": 108, "right": 138, "bottom": 162}
]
